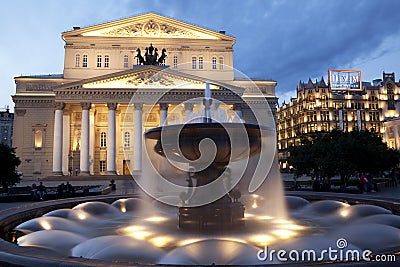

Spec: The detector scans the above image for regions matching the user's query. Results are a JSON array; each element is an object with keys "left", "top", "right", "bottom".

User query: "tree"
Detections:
[
  {"left": 0, "top": 144, "right": 21, "bottom": 190},
  {"left": 288, "top": 129, "right": 400, "bottom": 191}
]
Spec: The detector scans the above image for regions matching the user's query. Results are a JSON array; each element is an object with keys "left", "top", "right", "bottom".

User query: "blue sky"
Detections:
[{"left": 1, "top": 0, "right": 400, "bottom": 110}]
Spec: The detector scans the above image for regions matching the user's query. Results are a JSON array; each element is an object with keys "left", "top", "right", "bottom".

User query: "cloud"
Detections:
[{"left": 1, "top": 0, "right": 400, "bottom": 109}]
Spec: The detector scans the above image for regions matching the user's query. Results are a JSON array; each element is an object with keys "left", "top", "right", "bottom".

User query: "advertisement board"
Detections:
[{"left": 328, "top": 70, "right": 362, "bottom": 91}]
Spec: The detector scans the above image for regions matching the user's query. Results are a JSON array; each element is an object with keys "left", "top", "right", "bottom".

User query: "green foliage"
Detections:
[
  {"left": 288, "top": 130, "right": 400, "bottom": 187},
  {"left": 0, "top": 144, "right": 21, "bottom": 190}
]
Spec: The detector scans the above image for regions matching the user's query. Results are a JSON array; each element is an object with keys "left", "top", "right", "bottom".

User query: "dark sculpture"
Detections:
[
  {"left": 158, "top": 48, "right": 167, "bottom": 65},
  {"left": 135, "top": 48, "right": 145, "bottom": 65},
  {"left": 135, "top": 44, "right": 167, "bottom": 66}
]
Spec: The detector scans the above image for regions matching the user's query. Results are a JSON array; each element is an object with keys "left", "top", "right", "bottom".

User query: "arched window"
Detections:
[
  {"left": 104, "top": 55, "right": 109, "bottom": 68},
  {"left": 192, "top": 57, "right": 197, "bottom": 69},
  {"left": 212, "top": 57, "right": 217, "bottom": 69},
  {"left": 173, "top": 55, "right": 178, "bottom": 68},
  {"left": 75, "top": 54, "right": 80, "bottom": 67},
  {"left": 100, "top": 132, "right": 106, "bottom": 147},
  {"left": 219, "top": 57, "right": 224, "bottom": 69},
  {"left": 123, "top": 55, "right": 129, "bottom": 68},
  {"left": 97, "top": 55, "right": 102, "bottom": 68},
  {"left": 82, "top": 54, "right": 88, "bottom": 67},
  {"left": 124, "top": 132, "right": 130, "bottom": 148},
  {"left": 34, "top": 130, "right": 43, "bottom": 150}
]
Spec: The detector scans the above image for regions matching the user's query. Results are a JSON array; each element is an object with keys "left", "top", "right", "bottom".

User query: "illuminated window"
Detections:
[
  {"left": 199, "top": 57, "right": 203, "bottom": 69},
  {"left": 100, "top": 132, "right": 106, "bottom": 147},
  {"left": 82, "top": 54, "right": 88, "bottom": 67},
  {"left": 75, "top": 54, "right": 80, "bottom": 67},
  {"left": 173, "top": 55, "right": 178, "bottom": 68},
  {"left": 124, "top": 132, "right": 130, "bottom": 148},
  {"left": 219, "top": 57, "right": 224, "bottom": 69},
  {"left": 192, "top": 57, "right": 196, "bottom": 69},
  {"left": 99, "top": 160, "right": 106, "bottom": 172},
  {"left": 97, "top": 55, "right": 102, "bottom": 68},
  {"left": 34, "top": 130, "right": 43, "bottom": 150},
  {"left": 123, "top": 55, "right": 129, "bottom": 68},
  {"left": 104, "top": 55, "right": 109, "bottom": 68},
  {"left": 212, "top": 57, "right": 217, "bottom": 69}
]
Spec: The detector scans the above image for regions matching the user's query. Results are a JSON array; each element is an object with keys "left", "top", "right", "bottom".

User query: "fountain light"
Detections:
[
  {"left": 278, "top": 223, "right": 306, "bottom": 231},
  {"left": 129, "top": 231, "right": 153, "bottom": 240},
  {"left": 244, "top": 213, "right": 255, "bottom": 218},
  {"left": 119, "top": 225, "right": 146, "bottom": 234},
  {"left": 249, "top": 234, "right": 276, "bottom": 246},
  {"left": 339, "top": 208, "right": 350, "bottom": 218},
  {"left": 145, "top": 216, "right": 168, "bottom": 223},
  {"left": 272, "top": 229, "right": 297, "bottom": 239},
  {"left": 77, "top": 213, "right": 87, "bottom": 220},
  {"left": 178, "top": 238, "right": 204, "bottom": 246},
  {"left": 149, "top": 236, "right": 175, "bottom": 248},
  {"left": 39, "top": 220, "right": 52, "bottom": 230}
]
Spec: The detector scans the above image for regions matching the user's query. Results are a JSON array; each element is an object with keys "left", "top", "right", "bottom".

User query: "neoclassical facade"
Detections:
[{"left": 12, "top": 13, "right": 277, "bottom": 178}]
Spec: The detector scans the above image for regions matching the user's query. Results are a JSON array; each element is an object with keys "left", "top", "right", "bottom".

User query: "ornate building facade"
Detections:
[
  {"left": 0, "top": 107, "right": 13, "bottom": 147},
  {"left": 12, "top": 13, "right": 277, "bottom": 178},
  {"left": 277, "top": 72, "right": 400, "bottom": 170}
]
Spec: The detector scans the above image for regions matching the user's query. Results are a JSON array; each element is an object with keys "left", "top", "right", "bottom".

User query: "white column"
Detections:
[
  {"left": 107, "top": 103, "right": 117, "bottom": 174},
  {"left": 184, "top": 103, "right": 194, "bottom": 122},
  {"left": 89, "top": 109, "right": 95, "bottom": 175},
  {"left": 80, "top": 102, "right": 91, "bottom": 175},
  {"left": 62, "top": 113, "right": 70, "bottom": 175},
  {"left": 52, "top": 102, "right": 65, "bottom": 175},
  {"left": 233, "top": 103, "right": 243, "bottom": 121},
  {"left": 133, "top": 103, "right": 143, "bottom": 171},
  {"left": 159, "top": 103, "right": 168, "bottom": 126}
]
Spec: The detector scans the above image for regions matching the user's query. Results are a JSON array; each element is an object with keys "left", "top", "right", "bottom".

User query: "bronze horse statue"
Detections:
[
  {"left": 157, "top": 48, "right": 167, "bottom": 65},
  {"left": 135, "top": 48, "right": 145, "bottom": 65}
]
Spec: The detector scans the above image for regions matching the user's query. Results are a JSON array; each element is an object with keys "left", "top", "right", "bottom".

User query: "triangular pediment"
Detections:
[
  {"left": 63, "top": 12, "right": 235, "bottom": 41},
  {"left": 59, "top": 66, "right": 241, "bottom": 92}
]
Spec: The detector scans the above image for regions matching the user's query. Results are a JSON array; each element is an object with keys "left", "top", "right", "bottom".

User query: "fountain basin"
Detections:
[{"left": 1, "top": 193, "right": 399, "bottom": 266}]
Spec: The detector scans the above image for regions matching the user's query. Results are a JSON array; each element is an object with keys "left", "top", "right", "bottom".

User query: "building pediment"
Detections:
[
  {"left": 57, "top": 66, "right": 242, "bottom": 92},
  {"left": 63, "top": 12, "right": 235, "bottom": 42}
]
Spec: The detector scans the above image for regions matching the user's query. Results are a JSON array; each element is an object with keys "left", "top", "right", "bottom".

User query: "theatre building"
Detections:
[{"left": 12, "top": 13, "right": 277, "bottom": 178}]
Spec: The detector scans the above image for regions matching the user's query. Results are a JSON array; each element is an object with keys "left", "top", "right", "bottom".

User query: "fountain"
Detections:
[
  {"left": 1, "top": 77, "right": 400, "bottom": 266},
  {"left": 143, "top": 81, "right": 271, "bottom": 230}
]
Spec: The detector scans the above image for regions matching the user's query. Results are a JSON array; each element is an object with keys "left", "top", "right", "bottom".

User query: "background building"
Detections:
[
  {"left": 12, "top": 13, "right": 277, "bottom": 179},
  {"left": 277, "top": 72, "right": 400, "bottom": 170},
  {"left": 0, "top": 107, "right": 14, "bottom": 147}
]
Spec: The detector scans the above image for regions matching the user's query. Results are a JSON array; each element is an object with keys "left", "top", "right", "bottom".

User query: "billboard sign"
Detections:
[{"left": 328, "top": 70, "right": 362, "bottom": 91}]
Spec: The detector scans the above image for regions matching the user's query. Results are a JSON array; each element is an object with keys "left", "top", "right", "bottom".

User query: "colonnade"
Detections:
[{"left": 52, "top": 102, "right": 243, "bottom": 175}]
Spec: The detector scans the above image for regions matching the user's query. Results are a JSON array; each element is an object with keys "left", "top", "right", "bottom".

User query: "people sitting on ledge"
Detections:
[
  {"left": 359, "top": 172, "right": 377, "bottom": 194},
  {"left": 30, "top": 183, "right": 38, "bottom": 200},
  {"left": 37, "top": 182, "right": 47, "bottom": 200},
  {"left": 57, "top": 182, "right": 75, "bottom": 198}
]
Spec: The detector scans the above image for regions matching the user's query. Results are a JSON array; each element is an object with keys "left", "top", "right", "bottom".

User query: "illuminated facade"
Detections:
[
  {"left": 0, "top": 107, "right": 13, "bottom": 147},
  {"left": 12, "top": 13, "right": 277, "bottom": 178},
  {"left": 277, "top": 72, "right": 400, "bottom": 169}
]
